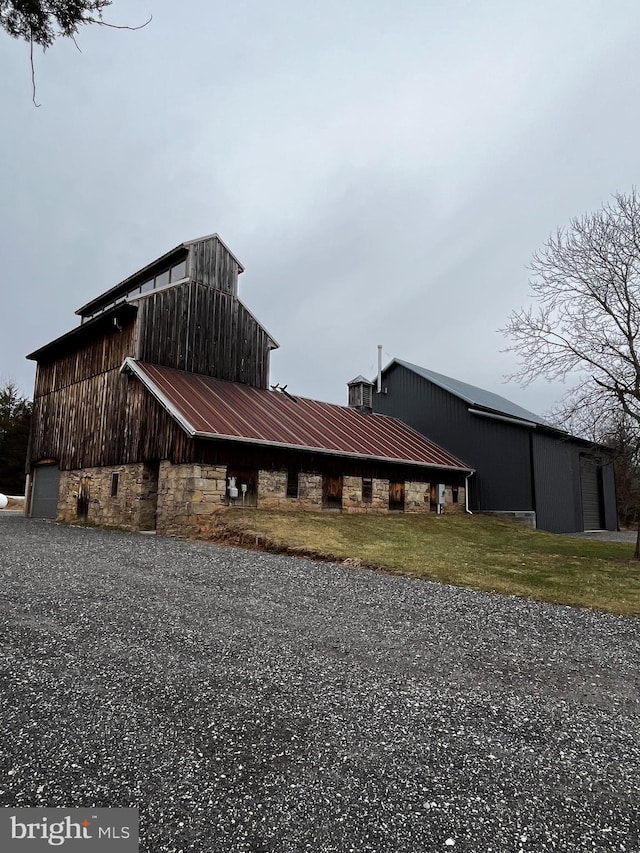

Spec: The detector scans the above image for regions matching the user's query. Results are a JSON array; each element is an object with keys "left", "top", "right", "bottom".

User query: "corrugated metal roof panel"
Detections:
[
  {"left": 123, "top": 359, "right": 471, "bottom": 471},
  {"left": 390, "top": 359, "right": 552, "bottom": 427}
]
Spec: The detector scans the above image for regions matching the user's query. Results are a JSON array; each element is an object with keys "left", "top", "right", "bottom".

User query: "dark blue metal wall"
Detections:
[
  {"left": 374, "top": 363, "right": 533, "bottom": 512},
  {"left": 374, "top": 362, "right": 618, "bottom": 533},
  {"left": 531, "top": 433, "right": 582, "bottom": 533},
  {"left": 601, "top": 461, "right": 618, "bottom": 531}
]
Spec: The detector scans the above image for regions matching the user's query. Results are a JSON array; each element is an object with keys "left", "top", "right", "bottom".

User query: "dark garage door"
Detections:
[
  {"left": 31, "top": 465, "right": 60, "bottom": 519},
  {"left": 580, "top": 457, "right": 604, "bottom": 531}
]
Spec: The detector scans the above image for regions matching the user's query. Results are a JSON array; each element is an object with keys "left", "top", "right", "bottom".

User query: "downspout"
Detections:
[{"left": 465, "top": 472, "right": 474, "bottom": 515}]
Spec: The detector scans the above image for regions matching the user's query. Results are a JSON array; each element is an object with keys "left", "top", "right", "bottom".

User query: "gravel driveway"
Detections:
[{"left": 0, "top": 516, "right": 638, "bottom": 852}]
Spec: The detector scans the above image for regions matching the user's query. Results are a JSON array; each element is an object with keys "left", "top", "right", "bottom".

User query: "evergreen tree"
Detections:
[{"left": 0, "top": 382, "right": 32, "bottom": 495}]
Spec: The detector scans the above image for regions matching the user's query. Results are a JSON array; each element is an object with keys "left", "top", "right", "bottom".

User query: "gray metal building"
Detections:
[{"left": 372, "top": 359, "right": 617, "bottom": 533}]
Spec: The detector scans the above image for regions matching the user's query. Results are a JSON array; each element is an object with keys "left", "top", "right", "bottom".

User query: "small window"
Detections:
[
  {"left": 140, "top": 279, "right": 154, "bottom": 294},
  {"left": 111, "top": 472, "right": 120, "bottom": 497},
  {"left": 155, "top": 269, "right": 170, "bottom": 289},
  {"left": 362, "top": 478, "right": 373, "bottom": 504},
  {"left": 286, "top": 469, "right": 299, "bottom": 499},
  {"left": 452, "top": 486, "right": 459, "bottom": 504},
  {"left": 170, "top": 260, "right": 187, "bottom": 281}
]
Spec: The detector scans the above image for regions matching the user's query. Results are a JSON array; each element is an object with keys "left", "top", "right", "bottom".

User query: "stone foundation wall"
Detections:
[
  {"left": 342, "top": 477, "right": 392, "bottom": 513},
  {"left": 57, "top": 463, "right": 159, "bottom": 530},
  {"left": 298, "top": 473, "right": 323, "bottom": 507},
  {"left": 56, "top": 460, "right": 466, "bottom": 533},
  {"left": 256, "top": 470, "right": 323, "bottom": 511},
  {"left": 405, "top": 481, "right": 431, "bottom": 513},
  {"left": 257, "top": 470, "right": 288, "bottom": 510},
  {"left": 156, "top": 462, "right": 227, "bottom": 537},
  {"left": 442, "top": 485, "right": 466, "bottom": 514}
]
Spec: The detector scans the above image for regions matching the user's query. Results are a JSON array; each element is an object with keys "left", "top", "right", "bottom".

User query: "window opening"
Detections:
[
  {"left": 111, "top": 472, "right": 120, "bottom": 497},
  {"left": 286, "top": 469, "right": 299, "bottom": 499},
  {"left": 362, "top": 478, "right": 373, "bottom": 504}
]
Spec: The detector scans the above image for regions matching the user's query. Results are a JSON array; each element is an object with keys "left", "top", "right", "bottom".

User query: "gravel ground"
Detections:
[{"left": 0, "top": 516, "right": 638, "bottom": 853}]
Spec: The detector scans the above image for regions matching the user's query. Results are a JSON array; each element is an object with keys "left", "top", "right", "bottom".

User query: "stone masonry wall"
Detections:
[
  {"left": 57, "top": 463, "right": 159, "bottom": 530},
  {"left": 342, "top": 477, "right": 391, "bottom": 513},
  {"left": 57, "top": 460, "right": 466, "bottom": 534},
  {"left": 405, "top": 481, "right": 431, "bottom": 513},
  {"left": 156, "top": 462, "right": 227, "bottom": 537},
  {"left": 443, "top": 485, "right": 466, "bottom": 514},
  {"left": 257, "top": 470, "right": 323, "bottom": 511},
  {"left": 257, "top": 470, "right": 288, "bottom": 510}
]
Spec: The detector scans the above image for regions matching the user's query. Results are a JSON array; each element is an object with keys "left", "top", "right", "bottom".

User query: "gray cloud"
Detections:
[{"left": 2, "top": 0, "right": 640, "bottom": 425}]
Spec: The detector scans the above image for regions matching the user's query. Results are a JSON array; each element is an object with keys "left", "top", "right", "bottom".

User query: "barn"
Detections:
[
  {"left": 26, "top": 235, "right": 471, "bottom": 534},
  {"left": 371, "top": 359, "right": 617, "bottom": 534}
]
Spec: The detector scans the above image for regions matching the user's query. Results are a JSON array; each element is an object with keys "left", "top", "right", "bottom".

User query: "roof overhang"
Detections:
[
  {"left": 121, "top": 358, "right": 472, "bottom": 472},
  {"left": 77, "top": 234, "right": 246, "bottom": 318},
  {"left": 468, "top": 407, "right": 539, "bottom": 429},
  {"left": 27, "top": 303, "right": 138, "bottom": 362},
  {"left": 75, "top": 244, "right": 189, "bottom": 317}
]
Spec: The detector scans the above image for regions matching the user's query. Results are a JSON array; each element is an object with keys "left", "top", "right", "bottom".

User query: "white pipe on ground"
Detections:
[{"left": 465, "top": 473, "right": 473, "bottom": 515}]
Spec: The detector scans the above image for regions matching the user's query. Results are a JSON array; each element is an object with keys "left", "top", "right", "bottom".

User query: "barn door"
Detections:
[
  {"left": 322, "top": 475, "right": 343, "bottom": 509},
  {"left": 580, "top": 457, "right": 604, "bottom": 530},
  {"left": 389, "top": 481, "right": 405, "bottom": 511},
  {"left": 31, "top": 464, "right": 60, "bottom": 518}
]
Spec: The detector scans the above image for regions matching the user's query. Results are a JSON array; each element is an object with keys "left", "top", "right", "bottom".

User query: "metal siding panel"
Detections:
[
  {"left": 580, "top": 457, "right": 604, "bottom": 530},
  {"left": 601, "top": 463, "right": 618, "bottom": 531},
  {"left": 374, "top": 364, "right": 532, "bottom": 510},
  {"left": 31, "top": 464, "right": 60, "bottom": 518},
  {"left": 532, "top": 434, "right": 581, "bottom": 533}
]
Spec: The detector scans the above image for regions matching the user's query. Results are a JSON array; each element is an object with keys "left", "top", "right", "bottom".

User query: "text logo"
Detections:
[{"left": 1, "top": 808, "right": 138, "bottom": 851}]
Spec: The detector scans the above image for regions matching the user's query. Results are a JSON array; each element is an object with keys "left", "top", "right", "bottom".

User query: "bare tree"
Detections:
[
  {"left": 504, "top": 189, "right": 640, "bottom": 554},
  {"left": 0, "top": 1, "right": 151, "bottom": 104}
]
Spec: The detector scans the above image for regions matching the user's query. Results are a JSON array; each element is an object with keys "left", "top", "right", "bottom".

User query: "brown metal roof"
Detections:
[{"left": 123, "top": 359, "right": 472, "bottom": 471}]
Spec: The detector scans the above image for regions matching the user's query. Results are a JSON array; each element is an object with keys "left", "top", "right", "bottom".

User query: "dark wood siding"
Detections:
[
  {"left": 34, "top": 319, "right": 137, "bottom": 396},
  {"left": 30, "top": 345, "right": 192, "bottom": 470},
  {"left": 187, "top": 237, "right": 239, "bottom": 295},
  {"left": 136, "top": 282, "right": 272, "bottom": 387}
]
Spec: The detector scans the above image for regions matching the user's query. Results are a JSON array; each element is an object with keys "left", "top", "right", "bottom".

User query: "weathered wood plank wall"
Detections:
[
  {"left": 30, "top": 370, "right": 192, "bottom": 470},
  {"left": 187, "top": 237, "right": 239, "bottom": 295},
  {"left": 136, "top": 282, "right": 272, "bottom": 387},
  {"left": 34, "top": 321, "right": 136, "bottom": 397},
  {"left": 29, "top": 234, "right": 274, "bottom": 470}
]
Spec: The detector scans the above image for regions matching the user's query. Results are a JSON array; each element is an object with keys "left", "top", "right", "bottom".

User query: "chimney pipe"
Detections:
[{"left": 377, "top": 345, "right": 383, "bottom": 393}]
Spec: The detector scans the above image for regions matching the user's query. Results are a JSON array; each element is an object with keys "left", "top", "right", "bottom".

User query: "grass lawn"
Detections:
[{"left": 214, "top": 510, "right": 640, "bottom": 616}]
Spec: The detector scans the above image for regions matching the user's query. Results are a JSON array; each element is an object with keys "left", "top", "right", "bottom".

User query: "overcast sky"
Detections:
[{"left": 2, "top": 0, "right": 640, "bottom": 420}]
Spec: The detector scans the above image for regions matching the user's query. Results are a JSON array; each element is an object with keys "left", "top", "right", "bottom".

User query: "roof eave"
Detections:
[
  {"left": 27, "top": 303, "right": 138, "bottom": 362},
  {"left": 75, "top": 243, "right": 189, "bottom": 317},
  {"left": 191, "top": 429, "right": 474, "bottom": 471},
  {"left": 123, "top": 357, "right": 472, "bottom": 472}
]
